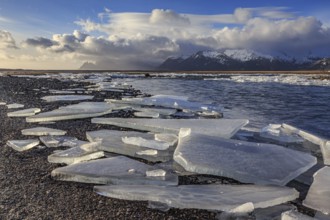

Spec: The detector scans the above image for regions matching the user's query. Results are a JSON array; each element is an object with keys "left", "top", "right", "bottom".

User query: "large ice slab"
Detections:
[
  {"left": 39, "top": 136, "right": 82, "bottom": 148},
  {"left": 48, "top": 146, "right": 104, "bottom": 164},
  {"left": 91, "top": 118, "right": 249, "bottom": 138},
  {"left": 95, "top": 184, "right": 298, "bottom": 212},
  {"left": 86, "top": 130, "right": 175, "bottom": 162},
  {"left": 303, "top": 166, "right": 330, "bottom": 215},
  {"left": 22, "top": 127, "right": 66, "bottom": 136},
  {"left": 253, "top": 204, "right": 295, "bottom": 220},
  {"left": 6, "top": 103, "right": 24, "bottom": 109},
  {"left": 26, "top": 102, "right": 116, "bottom": 122},
  {"left": 281, "top": 210, "right": 315, "bottom": 220},
  {"left": 41, "top": 95, "right": 94, "bottom": 102},
  {"left": 282, "top": 124, "right": 330, "bottom": 165},
  {"left": 51, "top": 156, "right": 178, "bottom": 186},
  {"left": 7, "top": 139, "right": 40, "bottom": 151},
  {"left": 108, "top": 94, "right": 223, "bottom": 112},
  {"left": 174, "top": 134, "right": 316, "bottom": 185},
  {"left": 7, "top": 108, "right": 41, "bottom": 117}
]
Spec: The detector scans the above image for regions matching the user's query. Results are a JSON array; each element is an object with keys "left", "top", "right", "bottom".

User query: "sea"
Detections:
[{"left": 115, "top": 73, "right": 330, "bottom": 139}]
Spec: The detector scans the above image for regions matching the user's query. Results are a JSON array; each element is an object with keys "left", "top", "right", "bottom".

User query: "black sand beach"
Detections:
[{"left": 0, "top": 75, "right": 221, "bottom": 220}]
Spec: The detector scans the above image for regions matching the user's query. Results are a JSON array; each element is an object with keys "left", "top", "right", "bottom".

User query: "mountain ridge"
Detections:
[{"left": 158, "top": 49, "right": 330, "bottom": 71}]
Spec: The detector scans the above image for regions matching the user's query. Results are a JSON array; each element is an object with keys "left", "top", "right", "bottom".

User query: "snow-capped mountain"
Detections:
[{"left": 159, "top": 49, "right": 327, "bottom": 71}]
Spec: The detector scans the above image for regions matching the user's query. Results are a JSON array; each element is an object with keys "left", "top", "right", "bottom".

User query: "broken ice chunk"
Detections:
[
  {"left": 22, "top": 127, "right": 66, "bottom": 136},
  {"left": 109, "top": 94, "right": 223, "bottom": 112},
  {"left": 154, "top": 133, "right": 178, "bottom": 147},
  {"left": 282, "top": 124, "right": 330, "bottom": 165},
  {"left": 48, "top": 146, "right": 104, "bottom": 164},
  {"left": 133, "top": 107, "right": 177, "bottom": 116},
  {"left": 26, "top": 102, "right": 115, "bottom": 122},
  {"left": 7, "top": 108, "right": 41, "bottom": 117},
  {"left": 86, "top": 130, "right": 173, "bottom": 162},
  {"left": 91, "top": 118, "right": 249, "bottom": 138},
  {"left": 134, "top": 111, "right": 160, "bottom": 118},
  {"left": 258, "top": 124, "right": 305, "bottom": 145},
  {"left": 0, "top": 102, "right": 6, "bottom": 105},
  {"left": 122, "top": 136, "right": 170, "bottom": 150},
  {"left": 6, "top": 103, "right": 24, "bottom": 109},
  {"left": 281, "top": 210, "right": 315, "bottom": 220},
  {"left": 7, "top": 139, "right": 40, "bottom": 152},
  {"left": 303, "top": 166, "right": 330, "bottom": 215},
  {"left": 51, "top": 156, "right": 178, "bottom": 186},
  {"left": 136, "top": 149, "right": 158, "bottom": 156},
  {"left": 95, "top": 184, "right": 299, "bottom": 212},
  {"left": 174, "top": 134, "right": 316, "bottom": 185},
  {"left": 253, "top": 204, "right": 295, "bottom": 220},
  {"left": 41, "top": 95, "right": 94, "bottom": 102},
  {"left": 146, "top": 169, "right": 166, "bottom": 177},
  {"left": 79, "top": 141, "right": 101, "bottom": 152},
  {"left": 39, "top": 136, "right": 79, "bottom": 148}
]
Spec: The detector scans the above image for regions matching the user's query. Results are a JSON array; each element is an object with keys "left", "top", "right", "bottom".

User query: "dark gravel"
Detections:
[{"left": 0, "top": 76, "right": 219, "bottom": 220}]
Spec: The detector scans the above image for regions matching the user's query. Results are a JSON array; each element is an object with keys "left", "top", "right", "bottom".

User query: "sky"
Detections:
[{"left": 1, "top": 0, "right": 330, "bottom": 70}]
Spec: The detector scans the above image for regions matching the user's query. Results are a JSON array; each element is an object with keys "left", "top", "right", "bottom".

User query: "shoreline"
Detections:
[{"left": 1, "top": 69, "right": 330, "bottom": 76}]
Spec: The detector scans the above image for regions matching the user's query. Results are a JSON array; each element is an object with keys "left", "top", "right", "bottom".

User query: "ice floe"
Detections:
[
  {"left": 7, "top": 139, "right": 40, "bottom": 151},
  {"left": 95, "top": 184, "right": 299, "bottom": 212},
  {"left": 6, "top": 103, "right": 24, "bottom": 109},
  {"left": 26, "top": 102, "right": 117, "bottom": 122},
  {"left": 7, "top": 108, "right": 41, "bottom": 117},
  {"left": 41, "top": 95, "right": 94, "bottom": 102},
  {"left": 303, "top": 166, "right": 330, "bottom": 215},
  {"left": 91, "top": 118, "right": 248, "bottom": 138},
  {"left": 51, "top": 156, "right": 178, "bottom": 186},
  {"left": 39, "top": 136, "right": 82, "bottom": 148},
  {"left": 48, "top": 147, "right": 105, "bottom": 165},
  {"left": 174, "top": 134, "right": 316, "bottom": 185},
  {"left": 107, "top": 94, "right": 223, "bottom": 112},
  {"left": 22, "top": 127, "right": 66, "bottom": 136},
  {"left": 281, "top": 210, "right": 315, "bottom": 220},
  {"left": 86, "top": 130, "right": 174, "bottom": 162}
]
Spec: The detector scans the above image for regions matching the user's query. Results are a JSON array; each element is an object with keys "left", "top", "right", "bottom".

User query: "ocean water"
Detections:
[
  {"left": 11, "top": 72, "right": 330, "bottom": 139},
  {"left": 119, "top": 74, "right": 330, "bottom": 139}
]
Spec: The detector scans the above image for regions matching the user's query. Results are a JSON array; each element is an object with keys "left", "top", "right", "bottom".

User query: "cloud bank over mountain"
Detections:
[{"left": 2, "top": 7, "right": 330, "bottom": 69}]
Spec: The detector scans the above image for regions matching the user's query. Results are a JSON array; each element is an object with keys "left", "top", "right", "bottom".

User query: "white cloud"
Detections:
[
  {"left": 0, "top": 30, "right": 18, "bottom": 49},
  {"left": 20, "top": 7, "right": 330, "bottom": 69}
]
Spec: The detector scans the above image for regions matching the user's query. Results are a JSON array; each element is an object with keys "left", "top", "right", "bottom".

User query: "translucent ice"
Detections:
[
  {"left": 48, "top": 146, "right": 104, "bottom": 164},
  {"left": 6, "top": 103, "right": 24, "bottom": 109},
  {"left": 41, "top": 95, "right": 94, "bottom": 102},
  {"left": 258, "top": 124, "right": 304, "bottom": 145},
  {"left": 133, "top": 107, "right": 177, "bottom": 116},
  {"left": 95, "top": 184, "right": 298, "bottom": 212},
  {"left": 86, "top": 130, "right": 173, "bottom": 162},
  {"left": 7, "top": 139, "right": 40, "bottom": 151},
  {"left": 282, "top": 124, "right": 330, "bottom": 165},
  {"left": 7, "top": 108, "right": 41, "bottom": 117},
  {"left": 108, "top": 94, "right": 223, "bottom": 112},
  {"left": 121, "top": 136, "right": 170, "bottom": 150},
  {"left": 174, "top": 134, "right": 316, "bottom": 185},
  {"left": 22, "top": 127, "right": 67, "bottom": 136},
  {"left": 26, "top": 102, "right": 115, "bottom": 122},
  {"left": 39, "top": 136, "right": 79, "bottom": 148},
  {"left": 91, "top": 118, "right": 249, "bottom": 138},
  {"left": 281, "top": 210, "right": 315, "bottom": 220},
  {"left": 254, "top": 204, "right": 294, "bottom": 220},
  {"left": 303, "top": 166, "right": 330, "bottom": 215},
  {"left": 51, "top": 156, "right": 178, "bottom": 186},
  {"left": 136, "top": 149, "right": 158, "bottom": 156},
  {"left": 134, "top": 111, "right": 159, "bottom": 118},
  {"left": 146, "top": 169, "right": 166, "bottom": 177}
]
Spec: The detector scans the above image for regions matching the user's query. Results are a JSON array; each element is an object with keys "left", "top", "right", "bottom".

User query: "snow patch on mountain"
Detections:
[{"left": 224, "top": 49, "right": 273, "bottom": 61}]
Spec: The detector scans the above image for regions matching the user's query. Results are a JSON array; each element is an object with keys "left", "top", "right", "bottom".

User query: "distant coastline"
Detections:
[{"left": 1, "top": 69, "right": 330, "bottom": 76}]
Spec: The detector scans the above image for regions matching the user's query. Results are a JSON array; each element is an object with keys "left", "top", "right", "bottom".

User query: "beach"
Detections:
[{"left": 0, "top": 75, "right": 221, "bottom": 220}]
